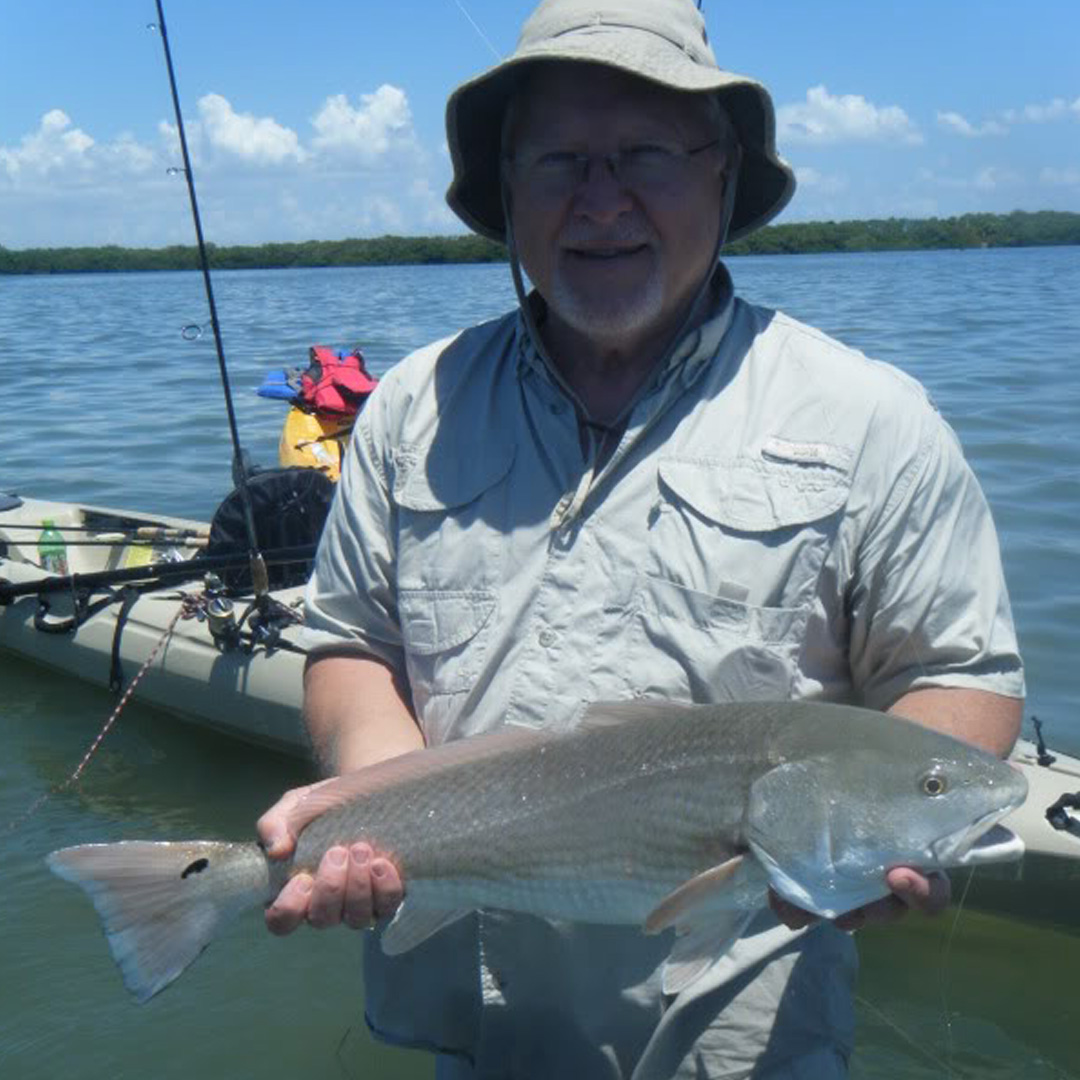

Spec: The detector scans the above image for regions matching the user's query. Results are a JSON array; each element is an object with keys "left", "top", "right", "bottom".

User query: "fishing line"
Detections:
[
  {"left": 2, "top": 598, "right": 191, "bottom": 837},
  {"left": 333, "top": 1024, "right": 362, "bottom": 1080},
  {"left": 148, "top": 0, "right": 269, "bottom": 602},
  {"left": 449, "top": 0, "right": 503, "bottom": 60},
  {"left": 852, "top": 992, "right": 954, "bottom": 1073},
  {"left": 935, "top": 865, "right": 979, "bottom": 1079},
  {"left": 842, "top": 571, "right": 1021, "bottom": 1065}
]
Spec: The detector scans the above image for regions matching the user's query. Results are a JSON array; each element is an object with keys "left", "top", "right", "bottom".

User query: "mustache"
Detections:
[{"left": 560, "top": 223, "right": 656, "bottom": 250}]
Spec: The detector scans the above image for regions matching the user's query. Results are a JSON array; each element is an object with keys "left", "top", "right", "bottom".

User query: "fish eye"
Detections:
[{"left": 920, "top": 772, "right": 948, "bottom": 797}]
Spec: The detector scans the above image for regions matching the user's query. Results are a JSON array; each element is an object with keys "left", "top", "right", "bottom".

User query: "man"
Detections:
[{"left": 258, "top": 0, "right": 1024, "bottom": 1076}]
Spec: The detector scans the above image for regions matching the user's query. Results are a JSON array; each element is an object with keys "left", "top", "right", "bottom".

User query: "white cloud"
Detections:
[
  {"left": 158, "top": 117, "right": 190, "bottom": 156},
  {"left": 1002, "top": 96, "right": 1080, "bottom": 124},
  {"left": 98, "top": 132, "right": 157, "bottom": 174},
  {"left": 0, "top": 109, "right": 95, "bottom": 177},
  {"left": 311, "top": 85, "right": 417, "bottom": 160},
  {"left": 931, "top": 95, "right": 1080, "bottom": 141},
  {"left": 408, "top": 175, "right": 458, "bottom": 228},
  {"left": 778, "top": 86, "right": 922, "bottom": 146},
  {"left": 0, "top": 84, "right": 482, "bottom": 246},
  {"left": 936, "top": 110, "right": 1008, "bottom": 138},
  {"left": 973, "top": 165, "right": 1021, "bottom": 191},
  {"left": 794, "top": 166, "right": 849, "bottom": 195},
  {"left": 355, "top": 194, "right": 407, "bottom": 232},
  {"left": 1040, "top": 166, "right": 1080, "bottom": 186},
  {"left": 197, "top": 93, "right": 305, "bottom": 164},
  {"left": 917, "top": 165, "right": 1022, "bottom": 192}
]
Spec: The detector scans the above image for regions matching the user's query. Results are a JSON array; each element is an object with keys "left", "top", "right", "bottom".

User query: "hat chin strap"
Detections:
[
  {"left": 675, "top": 158, "right": 739, "bottom": 346},
  {"left": 502, "top": 180, "right": 552, "bottom": 371},
  {"left": 501, "top": 160, "right": 740, "bottom": 378}
]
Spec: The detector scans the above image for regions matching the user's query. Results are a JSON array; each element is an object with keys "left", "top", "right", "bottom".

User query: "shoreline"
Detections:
[{"left": 2, "top": 210, "right": 1078, "bottom": 276}]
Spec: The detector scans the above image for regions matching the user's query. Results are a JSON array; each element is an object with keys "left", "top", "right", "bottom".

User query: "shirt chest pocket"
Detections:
[
  {"left": 393, "top": 440, "right": 513, "bottom": 718},
  {"left": 630, "top": 452, "right": 851, "bottom": 702}
]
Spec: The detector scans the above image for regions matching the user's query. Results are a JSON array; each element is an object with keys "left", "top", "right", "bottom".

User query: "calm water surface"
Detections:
[{"left": 1, "top": 249, "right": 1078, "bottom": 1078}]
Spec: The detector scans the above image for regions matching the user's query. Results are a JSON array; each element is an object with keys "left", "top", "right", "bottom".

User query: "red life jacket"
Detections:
[{"left": 298, "top": 346, "right": 379, "bottom": 416}]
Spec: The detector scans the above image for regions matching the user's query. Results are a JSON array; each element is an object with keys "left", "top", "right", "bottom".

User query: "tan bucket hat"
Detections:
[{"left": 445, "top": 0, "right": 796, "bottom": 244}]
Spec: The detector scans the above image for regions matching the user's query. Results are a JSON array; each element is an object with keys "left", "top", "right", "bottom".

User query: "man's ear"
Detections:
[{"left": 717, "top": 146, "right": 742, "bottom": 248}]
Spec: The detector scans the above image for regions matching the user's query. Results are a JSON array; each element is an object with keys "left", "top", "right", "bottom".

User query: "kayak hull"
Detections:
[{"left": 0, "top": 495, "right": 308, "bottom": 755}]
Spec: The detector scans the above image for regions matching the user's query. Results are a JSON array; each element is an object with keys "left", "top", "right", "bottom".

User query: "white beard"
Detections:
[{"left": 547, "top": 255, "right": 667, "bottom": 345}]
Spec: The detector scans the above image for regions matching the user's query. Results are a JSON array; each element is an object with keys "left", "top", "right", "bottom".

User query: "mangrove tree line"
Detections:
[{"left": 1, "top": 210, "right": 1078, "bottom": 275}]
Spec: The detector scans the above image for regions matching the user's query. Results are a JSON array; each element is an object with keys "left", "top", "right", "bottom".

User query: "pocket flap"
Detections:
[
  {"left": 395, "top": 440, "right": 515, "bottom": 512},
  {"left": 658, "top": 454, "right": 850, "bottom": 532},
  {"left": 398, "top": 589, "right": 497, "bottom": 655}
]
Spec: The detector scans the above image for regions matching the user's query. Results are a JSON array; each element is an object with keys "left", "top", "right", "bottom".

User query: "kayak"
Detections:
[
  {"left": 0, "top": 340, "right": 368, "bottom": 751},
  {"left": 0, "top": 493, "right": 308, "bottom": 754},
  {"left": 2, "top": 492, "right": 1078, "bottom": 927},
  {"left": 964, "top": 736, "right": 1080, "bottom": 932}
]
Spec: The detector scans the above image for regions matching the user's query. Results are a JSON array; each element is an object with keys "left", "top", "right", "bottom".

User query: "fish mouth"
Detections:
[
  {"left": 946, "top": 823, "right": 1026, "bottom": 867},
  {"left": 930, "top": 804, "right": 1026, "bottom": 866}
]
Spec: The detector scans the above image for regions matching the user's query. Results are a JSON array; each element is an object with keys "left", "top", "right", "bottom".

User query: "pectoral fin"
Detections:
[
  {"left": 645, "top": 855, "right": 748, "bottom": 935},
  {"left": 644, "top": 855, "right": 772, "bottom": 997},
  {"left": 661, "top": 909, "right": 757, "bottom": 995},
  {"left": 379, "top": 902, "right": 471, "bottom": 956}
]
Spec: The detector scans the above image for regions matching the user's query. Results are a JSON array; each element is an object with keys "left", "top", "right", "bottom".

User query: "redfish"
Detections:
[{"left": 48, "top": 700, "right": 1027, "bottom": 1001}]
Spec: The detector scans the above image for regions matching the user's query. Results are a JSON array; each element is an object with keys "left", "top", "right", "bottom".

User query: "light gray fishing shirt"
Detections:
[{"left": 302, "top": 264, "right": 1023, "bottom": 1079}]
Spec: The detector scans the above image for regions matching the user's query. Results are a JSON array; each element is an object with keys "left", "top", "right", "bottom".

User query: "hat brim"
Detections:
[{"left": 446, "top": 54, "right": 795, "bottom": 244}]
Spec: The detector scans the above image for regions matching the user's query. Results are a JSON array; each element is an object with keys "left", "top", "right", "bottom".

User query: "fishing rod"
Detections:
[
  {"left": 0, "top": 544, "right": 318, "bottom": 605},
  {"left": 0, "top": 523, "right": 207, "bottom": 538},
  {"left": 4, "top": 537, "right": 208, "bottom": 549},
  {"left": 149, "top": 0, "right": 269, "bottom": 601}
]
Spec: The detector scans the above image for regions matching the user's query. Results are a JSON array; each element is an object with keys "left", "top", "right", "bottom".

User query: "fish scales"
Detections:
[
  {"left": 287, "top": 704, "right": 769, "bottom": 920},
  {"left": 46, "top": 699, "right": 1029, "bottom": 1002}
]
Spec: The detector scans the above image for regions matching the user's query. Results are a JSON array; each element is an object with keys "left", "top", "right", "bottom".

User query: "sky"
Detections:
[{"left": 2, "top": 0, "right": 1078, "bottom": 250}]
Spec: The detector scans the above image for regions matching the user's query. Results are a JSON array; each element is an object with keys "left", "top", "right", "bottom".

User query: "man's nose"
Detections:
[{"left": 571, "top": 156, "right": 634, "bottom": 222}]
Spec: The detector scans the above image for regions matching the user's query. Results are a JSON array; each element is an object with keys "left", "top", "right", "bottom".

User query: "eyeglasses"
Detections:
[{"left": 504, "top": 139, "right": 722, "bottom": 198}]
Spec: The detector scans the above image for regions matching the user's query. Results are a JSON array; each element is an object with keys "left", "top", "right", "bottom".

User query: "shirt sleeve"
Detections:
[
  {"left": 846, "top": 399, "right": 1024, "bottom": 710},
  {"left": 300, "top": 397, "right": 405, "bottom": 671}
]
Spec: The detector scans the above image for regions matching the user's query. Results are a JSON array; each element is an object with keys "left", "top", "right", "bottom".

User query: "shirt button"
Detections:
[{"left": 538, "top": 629, "right": 557, "bottom": 648}]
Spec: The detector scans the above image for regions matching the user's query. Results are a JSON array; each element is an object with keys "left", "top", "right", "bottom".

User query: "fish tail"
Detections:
[{"left": 47, "top": 840, "right": 269, "bottom": 1002}]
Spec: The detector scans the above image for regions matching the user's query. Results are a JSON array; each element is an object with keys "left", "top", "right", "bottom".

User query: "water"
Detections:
[{"left": 1, "top": 249, "right": 1078, "bottom": 1078}]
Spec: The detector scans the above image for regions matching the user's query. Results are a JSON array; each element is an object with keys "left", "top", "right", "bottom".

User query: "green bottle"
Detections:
[{"left": 38, "top": 519, "right": 69, "bottom": 576}]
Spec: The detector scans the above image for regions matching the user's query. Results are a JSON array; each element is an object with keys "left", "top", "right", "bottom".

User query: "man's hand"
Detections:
[
  {"left": 257, "top": 781, "right": 404, "bottom": 935},
  {"left": 769, "top": 867, "right": 952, "bottom": 933}
]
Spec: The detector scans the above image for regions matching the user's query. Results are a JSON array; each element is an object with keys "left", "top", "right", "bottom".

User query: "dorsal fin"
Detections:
[{"left": 578, "top": 698, "right": 699, "bottom": 730}]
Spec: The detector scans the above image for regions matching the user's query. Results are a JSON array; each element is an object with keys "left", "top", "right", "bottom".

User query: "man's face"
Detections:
[{"left": 505, "top": 63, "right": 729, "bottom": 354}]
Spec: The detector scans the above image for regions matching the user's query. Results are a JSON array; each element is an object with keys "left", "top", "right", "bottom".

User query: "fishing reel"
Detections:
[{"left": 202, "top": 573, "right": 240, "bottom": 651}]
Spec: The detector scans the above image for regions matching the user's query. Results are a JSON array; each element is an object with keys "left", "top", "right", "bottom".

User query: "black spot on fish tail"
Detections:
[{"left": 181, "top": 857, "right": 210, "bottom": 879}]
